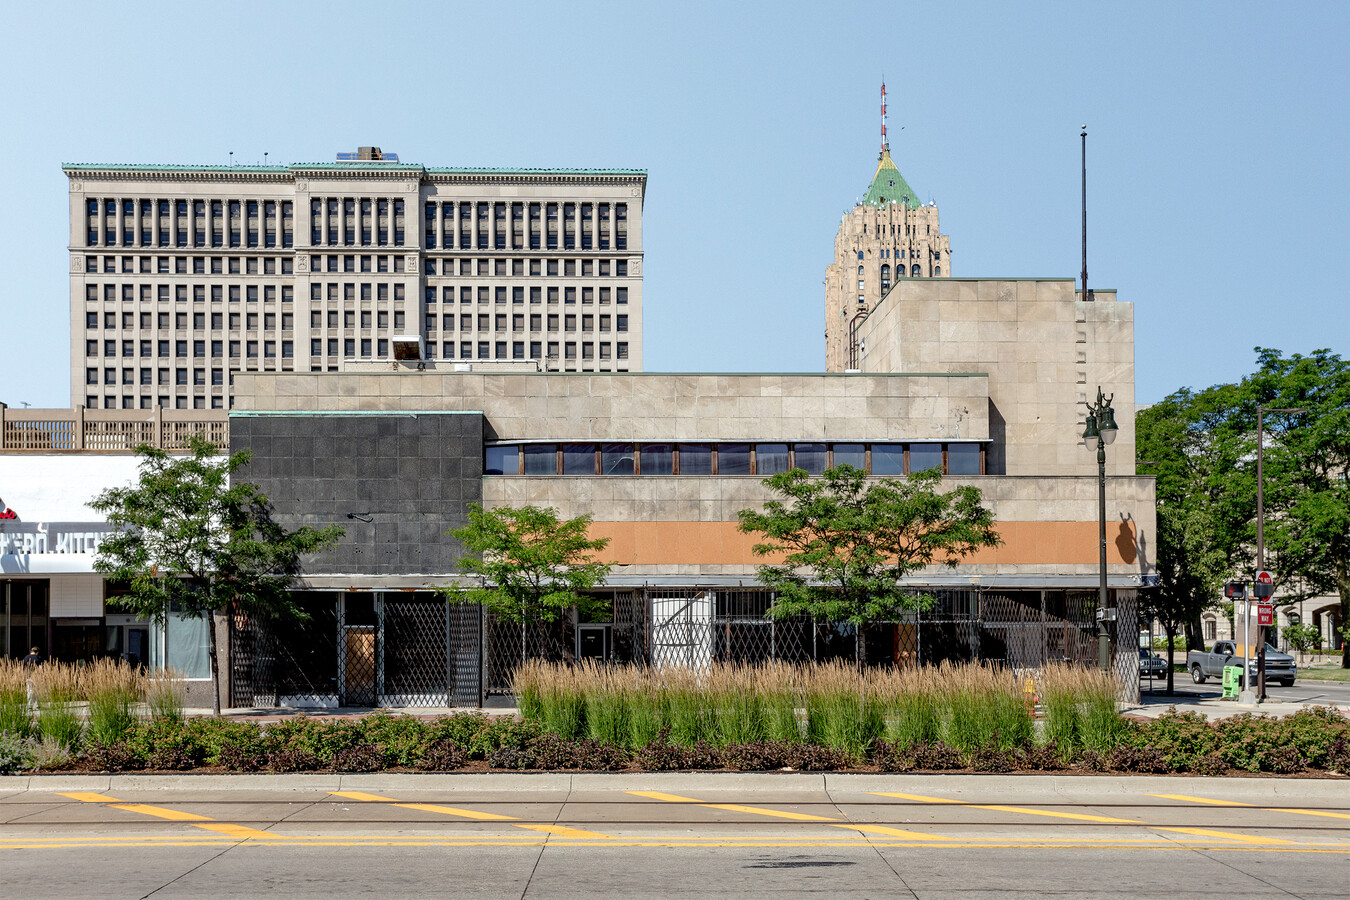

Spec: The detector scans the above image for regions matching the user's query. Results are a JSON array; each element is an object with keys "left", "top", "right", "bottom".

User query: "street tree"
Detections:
[
  {"left": 1236, "top": 348, "right": 1350, "bottom": 667},
  {"left": 443, "top": 504, "right": 613, "bottom": 661},
  {"left": 91, "top": 436, "right": 343, "bottom": 715},
  {"left": 1137, "top": 394, "right": 1231, "bottom": 692},
  {"left": 737, "top": 465, "right": 1001, "bottom": 666}
]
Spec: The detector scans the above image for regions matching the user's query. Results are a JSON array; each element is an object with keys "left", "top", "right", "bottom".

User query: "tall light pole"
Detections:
[
  {"left": 1255, "top": 405, "right": 1305, "bottom": 700},
  {"left": 1083, "top": 387, "right": 1119, "bottom": 672}
]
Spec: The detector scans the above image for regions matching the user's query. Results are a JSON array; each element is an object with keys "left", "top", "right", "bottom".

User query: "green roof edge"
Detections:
[{"left": 63, "top": 163, "right": 647, "bottom": 176}]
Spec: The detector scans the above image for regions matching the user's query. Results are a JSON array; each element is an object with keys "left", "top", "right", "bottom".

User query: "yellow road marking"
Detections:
[
  {"left": 1282, "top": 808, "right": 1350, "bottom": 821},
  {"left": 194, "top": 823, "right": 284, "bottom": 840},
  {"left": 873, "top": 791, "right": 1300, "bottom": 845},
  {"left": 110, "top": 803, "right": 212, "bottom": 822},
  {"left": 626, "top": 790, "right": 837, "bottom": 821},
  {"left": 329, "top": 791, "right": 613, "bottom": 839},
  {"left": 1150, "top": 794, "right": 1249, "bottom": 807},
  {"left": 1151, "top": 793, "right": 1350, "bottom": 823},
  {"left": 512, "top": 824, "right": 616, "bottom": 838},
  {"left": 331, "top": 791, "right": 516, "bottom": 821},
  {"left": 1158, "top": 827, "right": 1296, "bottom": 845},
  {"left": 626, "top": 790, "right": 951, "bottom": 838},
  {"left": 58, "top": 792, "right": 277, "bottom": 840},
  {"left": 875, "top": 792, "right": 963, "bottom": 804},
  {"left": 829, "top": 824, "right": 947, "bottom": 840},
  {"left": 57, "top": 792, "right": 120, "bottom": 803},
  {"left": 871, "top": 792, "right": 1136, "bottom": 823}
]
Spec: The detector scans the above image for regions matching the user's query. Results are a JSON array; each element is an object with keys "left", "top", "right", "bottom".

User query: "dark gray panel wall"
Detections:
[{"left": 230, "top": 412, "right": 483, "bottom": 575}]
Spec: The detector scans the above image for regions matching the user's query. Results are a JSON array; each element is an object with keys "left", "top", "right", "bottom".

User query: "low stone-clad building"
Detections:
[{"left": 222, "top": 276, "right": 1153, "bottom": 705}]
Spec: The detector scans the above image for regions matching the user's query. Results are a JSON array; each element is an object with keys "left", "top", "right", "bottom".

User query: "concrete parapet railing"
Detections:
[{"left": 0, "top": 406, "right": 228, "bottom": 453}]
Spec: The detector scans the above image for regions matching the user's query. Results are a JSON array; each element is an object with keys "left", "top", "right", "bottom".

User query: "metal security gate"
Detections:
[
  {"left": 381, "top": 593, "right": 449, "bottom": 707},
  {"left": 233, "top": 585, "right": 1141, "bottom": 707},
  {"left": 447, "top": 601, "right": 483, "bottom": 707},
  {"left": 229, "top": 592, "right": 340, "bottom": 708}
]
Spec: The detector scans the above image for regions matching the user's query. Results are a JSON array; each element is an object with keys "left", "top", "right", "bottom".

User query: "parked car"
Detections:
[
  {"left": 1139, "top": 648, "right": 1169, "bottom": 678},
  {"left": 1186, "top": 641, "right": 1297, "bottom": 687}
]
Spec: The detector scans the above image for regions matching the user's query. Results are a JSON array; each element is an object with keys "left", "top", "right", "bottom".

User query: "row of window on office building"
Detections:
[
  {"left": 423, "top": 202, "right": 628, "bottom": 251},
  {"left": 426, "top": 312, "right": 627, "bottom": 336},
  {"left": 86, "top": 282, "right": 295, "bottom": 304},
  {"left": 80, "top": 253, "right": 634, "bottom": 280},
  {"left": 485, "top": 441, "right": 984, "bottom": 477},
  {"left": 423, "top": 257, "right": 630, "bottom": 278},
  {"left": 84, "top": 255, "right": 295, "bottom": 276},
  {"left": 423, "top": 285, "right": 628, "bottom": 306},
  {"left": 426, "top": 340, "right": 629, "bottom": 364},
  {"left": 86, "top": 334, "right": 295, "bottom": 362},
  {"left": 86, "top": 199, "right": 300, "bottom": 249}
]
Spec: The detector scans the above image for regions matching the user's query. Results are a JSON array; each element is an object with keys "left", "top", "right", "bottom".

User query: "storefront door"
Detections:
[{"left": 2, "top": 581, "right": 49, "bottom": 659}]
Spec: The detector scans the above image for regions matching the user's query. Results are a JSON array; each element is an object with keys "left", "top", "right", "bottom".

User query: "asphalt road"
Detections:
[
  {"left": 2, "top": 775, "right": 1348, "bottom": 898},
  {"left": 1140, "top": 672, "right": 1350, "bottom": 707}
]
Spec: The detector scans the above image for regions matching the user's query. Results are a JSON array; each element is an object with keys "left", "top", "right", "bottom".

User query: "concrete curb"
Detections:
[{"left": 3, "top": 771, "right": 1348, "bottom": 800}]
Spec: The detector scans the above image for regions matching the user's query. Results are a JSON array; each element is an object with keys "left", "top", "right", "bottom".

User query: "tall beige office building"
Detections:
[
  {"left": 824, "top": 91, "right": 950, "bottom": 371},
  {"left": 64, "top": 149, "right": 645, "bottom": 409}
]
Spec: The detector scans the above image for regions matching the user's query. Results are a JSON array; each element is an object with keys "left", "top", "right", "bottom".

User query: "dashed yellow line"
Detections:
[
  {"left": 331, "top": 791, "right": 515, "bottom": 821},
  {"left": 625, "top": 790, "right": 949, "bottom": 840},
  {"left": 872, "top": 791, "right": 1297, "bottom": 846},
  {"left": 1151, "top": 794, "right": 1248, "bottom": 807},
  {"left": 57, "top": 792, "right": 278, "bottom": 840},
  {"left": 1151, "top": 793, "right": 1350, "bottom": 823},
  {"left": 328, "top": 791, "right": 614, "bottom": 839},
  {"left": 626, "top": 791, "right": 838, "bottom": 822},
  {"left": 872, "top": 792, "right": 1137, "bottom": 823}
]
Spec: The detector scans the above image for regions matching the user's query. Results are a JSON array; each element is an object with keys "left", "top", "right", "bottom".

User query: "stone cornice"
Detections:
[{"left": 64, "top": 166, "right": 294, "bottom": 185}]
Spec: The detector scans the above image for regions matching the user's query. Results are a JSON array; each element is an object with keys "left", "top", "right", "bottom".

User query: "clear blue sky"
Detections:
[{"left": 1, "top": 1, "right": 1345, "bottom": 408}]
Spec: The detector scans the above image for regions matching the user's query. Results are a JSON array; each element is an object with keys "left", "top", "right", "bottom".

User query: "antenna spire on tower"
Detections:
[{"left": 880, "top": 80, "right": 889, "bottom": 152}]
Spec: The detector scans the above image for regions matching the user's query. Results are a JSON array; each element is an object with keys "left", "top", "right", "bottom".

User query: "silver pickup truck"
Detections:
[{"left": 1187, "top": 641, "right": 1297, "bottom": 687}]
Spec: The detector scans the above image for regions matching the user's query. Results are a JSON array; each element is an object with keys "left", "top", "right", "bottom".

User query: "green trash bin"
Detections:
[{"left": 1222, "top": 665, "right": 1243, "bottom": 700}]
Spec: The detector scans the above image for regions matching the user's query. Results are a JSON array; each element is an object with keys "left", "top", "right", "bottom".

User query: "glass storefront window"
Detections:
[
  {"left": 910, "top": 443, "right": 943, "bottom": 473},
  {"left": 947, "top": 443, "right": 982, "bottom": 475},
  {"left": 756, "top": 443, "right": 789, "bottom": 475},
  {"left": 561, "top": 444, "right": 594, "bottom": 475},
  {"left": 718, "top": 443, "right": 751, "bottom": 475},
  {"left": 833, "top": 443, "right": 865, "bottom": 470},
  {"left": 640, "top": 444, "right": 673, "bottom": 475},
  {"left": 601, "top": 443, "right": 634, "bottom": 475},
  {"left": 165, "top": 612, "right": 210, "bottom": 679},
  {"left": 522, "top": 444, "right": 557, "bottom": 475},
  {"left": 678, "top": 444, "right": 712, "bottom": 475},
  {"left": 872, "top": 444, "right": 904, "bottom": 476},
  {"left": 794, "top": 443, "right": 827, "bottom": 474},
  {"left": 484, "top": 445, "right": 518, "bottom": 475}
]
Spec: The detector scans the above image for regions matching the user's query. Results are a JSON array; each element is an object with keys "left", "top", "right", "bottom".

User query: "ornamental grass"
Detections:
[
  {"left": 512, "top": 659, "right": 1104, "bottom": 759},
  {"left": 84, "top": 658, "right": 141, "bottom": 746},
  {"left": 0, "top": 658, "right": 33, "bottom": 738}
]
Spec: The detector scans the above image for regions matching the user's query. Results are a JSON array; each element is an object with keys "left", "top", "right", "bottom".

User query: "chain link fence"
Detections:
[{"left": 230, "top": 586, "right": 1140, "bottom": 707}]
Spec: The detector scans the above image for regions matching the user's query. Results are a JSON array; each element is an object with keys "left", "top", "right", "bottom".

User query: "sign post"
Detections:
[{"left": 1254, "top": 571, "right": 1275, "bottom": 701}]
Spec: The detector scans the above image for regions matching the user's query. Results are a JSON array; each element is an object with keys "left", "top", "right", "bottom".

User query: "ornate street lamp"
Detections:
[{"left": 1083, "top": 387, "right": 1118, "bottom": 671}]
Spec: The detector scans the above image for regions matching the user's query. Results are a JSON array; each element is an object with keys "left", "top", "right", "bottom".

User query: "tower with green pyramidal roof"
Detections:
[{"left": 824, "top": 83, "right": 950, "bottom": 371}]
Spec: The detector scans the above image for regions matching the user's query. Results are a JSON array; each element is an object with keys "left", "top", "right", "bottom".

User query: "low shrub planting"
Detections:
[
  {"left": 20, "top": 705, "right": 1350, "bottom": 775},
  {"left": 0, "top": 730, "right": 31, "bottom": 774}
]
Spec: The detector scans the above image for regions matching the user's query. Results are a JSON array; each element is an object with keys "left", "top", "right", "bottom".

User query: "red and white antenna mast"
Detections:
[{"left": 880, "top": 80, "right": 889, "bottom": 152}]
